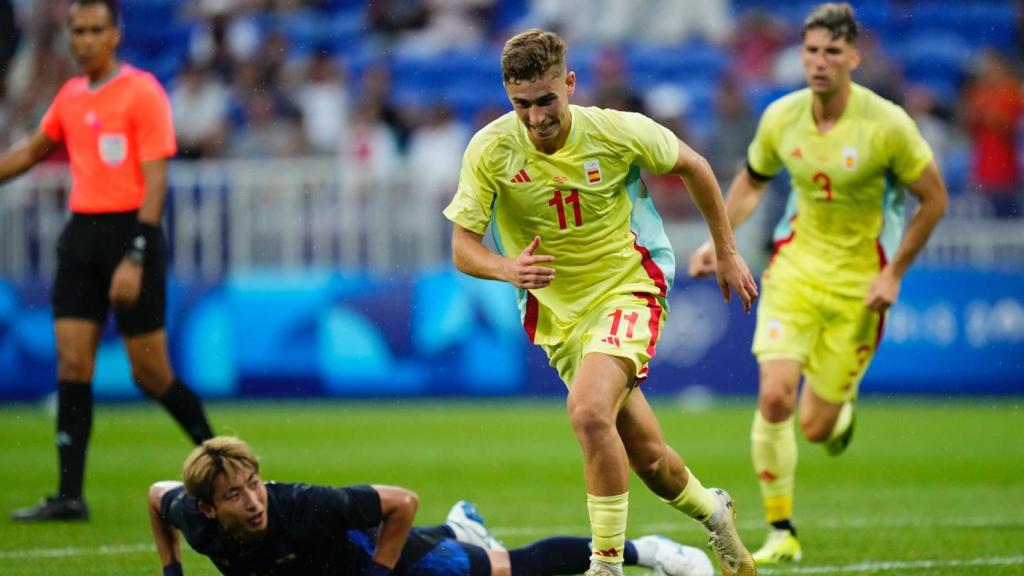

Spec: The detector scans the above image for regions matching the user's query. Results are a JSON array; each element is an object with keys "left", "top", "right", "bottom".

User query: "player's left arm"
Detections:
[
  {"left": 667, "top": 139, "right": 759, "bottom": 312},
  {"left": 865, "top": 161, "right": 948, "bottom": 311},
  {"left": 368, "top": 485, "right": 418, "bottom": 574},
  {"left": 148, "top": 481, "right": 185, "bottom": 576}
]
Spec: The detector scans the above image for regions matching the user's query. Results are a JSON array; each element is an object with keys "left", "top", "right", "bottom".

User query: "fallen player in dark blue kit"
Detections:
[{"left": 149, "top": 436, "right": 714, "bottom": 575}]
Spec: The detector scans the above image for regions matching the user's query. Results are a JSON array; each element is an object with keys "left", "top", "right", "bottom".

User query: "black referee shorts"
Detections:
[{"left": 51, "top": 211, "right": 167, "bottom": 336}]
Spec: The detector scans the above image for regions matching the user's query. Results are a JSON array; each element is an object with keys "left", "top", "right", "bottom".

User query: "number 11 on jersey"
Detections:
[{"left": 549, "top": 189, "right": 583, "bottom": 229}]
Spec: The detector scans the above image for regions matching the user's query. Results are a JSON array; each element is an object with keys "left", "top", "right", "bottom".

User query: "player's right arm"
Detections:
[
  {"left": 0, "top": 130, "right": 57, "bottom": 185},
  {"left": 446, "top": 127, "right": 556, "bottom": 290},
  {"left": 148, "top": 481, "right": 185, "bottom": 576},
  {"left": 451, "top": 226, "right": 555, "bottom": 289},
  {"left": 687, "top": 166, "right": 771, "bottom": 278},
  {"left": 368, "top": 485, "right": 419, "bottom": 574}
]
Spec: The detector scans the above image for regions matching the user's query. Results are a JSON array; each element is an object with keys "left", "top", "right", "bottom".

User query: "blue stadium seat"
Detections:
[
  {"left": 745, "top": 83, "right": 793, "bottom": 115},
  {"left": 893, "top": 30, "right": 973, "bottom": 101},
  {"left": 625, "top": 42, "right": 728, "bottom": 91}
]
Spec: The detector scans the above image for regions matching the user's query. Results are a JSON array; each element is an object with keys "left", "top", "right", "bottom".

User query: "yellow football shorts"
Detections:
[
  {"left": 542, "top": 292, "right": 668, "bottom": 388},
  {"left": 752, "top": 268, "right": 884, "bottom": 404}
]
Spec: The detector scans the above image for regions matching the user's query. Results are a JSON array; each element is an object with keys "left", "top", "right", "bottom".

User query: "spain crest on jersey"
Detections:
[
  {"left": 584, "top": 159, "right": 602, "bottom": 184},
  {"left": 842, "top": 147, "right": 858, "bottom": 171}
]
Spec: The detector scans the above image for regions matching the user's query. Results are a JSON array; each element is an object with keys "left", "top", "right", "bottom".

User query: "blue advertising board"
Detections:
[{"left": 0, "top": 268, "right": 1020, "bottom": 400}]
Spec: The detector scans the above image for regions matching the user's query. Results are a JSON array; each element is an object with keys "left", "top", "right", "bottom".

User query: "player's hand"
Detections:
[
  {"left": 865, "top": 267, "right": 901, "bottom": 312},
  {"left": 688, "top": 239, "right": 716, "bottom": 278},
  {"left": 716, "top": 249, "right": 758, "bottom": 313},
  {"left": 505, "top": 235, "right": 555, "bottom": 289},
  {"left": 109, "top": 259, "right": 143, "bottom": 309}
]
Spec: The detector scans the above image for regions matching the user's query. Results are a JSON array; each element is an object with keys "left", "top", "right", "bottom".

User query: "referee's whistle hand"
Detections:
[{"left": 109, "top": 260, "right": 143, "bottom": 309}]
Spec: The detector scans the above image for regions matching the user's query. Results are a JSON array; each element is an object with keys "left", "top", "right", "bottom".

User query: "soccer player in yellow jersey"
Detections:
[
  {"left": 444, "top": 29, "right": 759, "bottom": 576},
  {"left": 689, "top": 3, "right": 948, "bottom": 565}
]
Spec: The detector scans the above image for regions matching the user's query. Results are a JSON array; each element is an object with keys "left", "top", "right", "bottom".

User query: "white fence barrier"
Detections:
[{"left": 1, "top": 159, "right": 1022, "bottom": 281}]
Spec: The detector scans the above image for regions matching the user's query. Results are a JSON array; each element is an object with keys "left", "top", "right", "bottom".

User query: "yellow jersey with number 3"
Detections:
[
  {"left": 443, "top": 105, "right": 679, "bottom": 345},
  {"left": 748, "top": 83, "right": 933, "bottom": 297}
]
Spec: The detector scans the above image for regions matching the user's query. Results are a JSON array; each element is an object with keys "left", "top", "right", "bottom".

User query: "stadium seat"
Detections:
[
  {"left": 892, "top": 30, "right": 973, "bottom": 100},
  {"left": 745, "top": 83, "right": 793, "bottom": 115}
]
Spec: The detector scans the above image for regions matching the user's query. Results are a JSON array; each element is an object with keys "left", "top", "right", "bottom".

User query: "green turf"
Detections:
[{"left": 1, "top": 398, "right": 1022, "bottom": 575}]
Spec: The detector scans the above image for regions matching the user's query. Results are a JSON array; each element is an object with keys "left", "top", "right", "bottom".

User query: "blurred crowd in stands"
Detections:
[{"left": 0, "top": 0, "right": 1022, "bottom": 218}]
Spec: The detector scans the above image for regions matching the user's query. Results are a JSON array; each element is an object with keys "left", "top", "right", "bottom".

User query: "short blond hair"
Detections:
[
  {"left": 182, "top": 436, "right": 260, "bottom": 505},
  {"left": 803, "top": 3, "right": 859, "bottom": 43},
  {"left": 501, "top": 29, "right": 567, "bottom": 84}
]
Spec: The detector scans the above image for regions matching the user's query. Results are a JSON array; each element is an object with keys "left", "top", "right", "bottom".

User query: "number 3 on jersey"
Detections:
[
  {"left": 549, "top": 189, "right": 583, "bottom": 229},
  {"left": 813, "top": 172, "right": 833, "bottom": 201}
]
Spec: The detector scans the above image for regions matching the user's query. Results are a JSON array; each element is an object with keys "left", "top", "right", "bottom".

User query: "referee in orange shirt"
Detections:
[{"left": 0, "top": 0, "right": 214, "bottom": 522}]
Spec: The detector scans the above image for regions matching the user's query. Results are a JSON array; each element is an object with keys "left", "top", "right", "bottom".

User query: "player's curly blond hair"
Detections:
[
  {"left": 501, "top": 29, "right": 567, "bottom": 84},
  {"left": 182, "top": 436, "right": 260, "bottom": 505},
  {"left": 803, "top": 2, "right": 859, "bottom": 44}
]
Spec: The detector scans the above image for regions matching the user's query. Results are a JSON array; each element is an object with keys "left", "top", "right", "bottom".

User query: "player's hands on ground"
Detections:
[
  {"left": 109, "top": 259, "right": 143, "bottom": 308},
  {"left": 506, "top": 235, "right": 555, "bottom": 289},
  {"left": 716, "top": 250, "right": 758, "bottom": 313},
  {"left": 688, "top": 239, "right": 717, "bottom": 278},
  {"left": 865, "top": 266, "right": 901, "bottom": 311}
]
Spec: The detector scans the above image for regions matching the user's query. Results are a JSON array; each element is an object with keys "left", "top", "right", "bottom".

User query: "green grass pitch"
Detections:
[{"left": 1, "top": 398, "right": 1022, "bottom": 575}]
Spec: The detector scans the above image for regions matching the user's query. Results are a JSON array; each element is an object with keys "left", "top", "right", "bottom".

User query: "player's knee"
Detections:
[
  {"left": 56, "top": 348, "right": 95, "bottom": 381},
  {"left": 759, "top": 388, "right": 794, "bottom": 420},
  {"left": 567, "top": 401, "right": 615, "bottom": 440}
]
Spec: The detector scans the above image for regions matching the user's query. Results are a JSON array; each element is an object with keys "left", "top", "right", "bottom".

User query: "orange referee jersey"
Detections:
[{"left": 40, "top": 64, "right": 177, "bottom": 214}]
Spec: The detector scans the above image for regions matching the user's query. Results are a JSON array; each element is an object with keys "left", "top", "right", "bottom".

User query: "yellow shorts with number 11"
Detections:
[{"left": 542, "top": 292, "right": 668, "bottom": 389}]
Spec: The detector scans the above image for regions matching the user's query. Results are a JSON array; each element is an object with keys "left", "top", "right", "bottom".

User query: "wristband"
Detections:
[
  {"left": 126, "top": 222, "right": 160, "bottom": 264},
  {"left": 365, "top": 561, "right": 391, "bottom": 576},
  {"left": 163, "top": 562, "right": 184, "bottom": 576}
]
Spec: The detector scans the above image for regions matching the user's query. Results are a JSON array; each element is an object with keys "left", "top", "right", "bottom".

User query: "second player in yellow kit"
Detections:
[
  {"left": 689, "top": 3, "right": 948, "bottom": 566},
  {"left": 446, "top": 29, "right": 759, "bottom": 576},
  {"left": 749, "top": 80, "right": 933, "bottom": 403}
]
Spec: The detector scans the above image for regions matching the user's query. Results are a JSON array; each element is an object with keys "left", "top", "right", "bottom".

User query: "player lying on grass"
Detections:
[{"left": 149, "top": 436, "right": 714, "bottom": 575}]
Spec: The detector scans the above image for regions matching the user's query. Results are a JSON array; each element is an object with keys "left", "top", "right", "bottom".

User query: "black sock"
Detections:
[
  {"left": 156, "top": 379, "right": 213, "bottom": 444},
  {"left": 419, "top": 525, "right": 455, "bottom": 540},
  {"left": 771, "top": 519, "right": 797, "bottom": 537},
  {"left": 510, "top": 536, "right": 616, "bottom": 575},
  {"left": 623, "top": 541, "right": 638, "bottom": 565},
  {"left": 57, "top": 381, "right": 92, "bottom": 500}
]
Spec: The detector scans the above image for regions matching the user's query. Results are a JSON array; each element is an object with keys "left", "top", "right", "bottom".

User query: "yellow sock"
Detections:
[
  {"left": 751, "top": 410, "right": 797, "bottom": 523},
  {"left": 588, "top": 492, "right": 629, "bottom": 564},
  {"left": 664, "top": 467, "right": 717, "bottom": 524}
]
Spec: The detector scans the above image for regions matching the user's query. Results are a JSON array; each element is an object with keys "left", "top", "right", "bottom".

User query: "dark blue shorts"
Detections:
[{"left": 349, "top": 529, "right": 489, "bottom": 575}]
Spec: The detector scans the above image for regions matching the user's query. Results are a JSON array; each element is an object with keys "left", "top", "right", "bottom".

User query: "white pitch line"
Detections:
[
  {"left": 758, "top": 555, "right": 1024, "bottom": 574},
  {"left": 0, "top": 543, "right": 153, "bottom": 560},
  {"left": 490, "top": 516, "right": 1024, "bottom": 537}
]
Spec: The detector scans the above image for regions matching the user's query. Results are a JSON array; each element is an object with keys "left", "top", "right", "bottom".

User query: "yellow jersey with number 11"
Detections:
[
  {"left": 748, "top": 83, "right": 933, "bottom": 297},
  {"left": 444, "top": 105, "right": 680, "bottom": 345}
]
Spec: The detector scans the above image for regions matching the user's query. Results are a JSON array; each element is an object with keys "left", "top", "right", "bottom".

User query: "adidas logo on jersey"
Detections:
[{"left": 510, "top": 169, "right": 531, "bottom": 183}]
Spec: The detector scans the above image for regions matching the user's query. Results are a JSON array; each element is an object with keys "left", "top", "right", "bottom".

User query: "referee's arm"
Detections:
[
  {"left": 0, "top": 130, "right": 57, "bottom": 185},
  {"left": 137, "top": 158, "right": 169, "bottom": 225}
]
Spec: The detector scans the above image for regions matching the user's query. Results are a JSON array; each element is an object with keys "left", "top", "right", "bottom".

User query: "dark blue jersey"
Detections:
[{"left": 161, "top": 482, "right": 440, "bottom": 575}]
